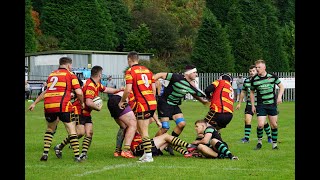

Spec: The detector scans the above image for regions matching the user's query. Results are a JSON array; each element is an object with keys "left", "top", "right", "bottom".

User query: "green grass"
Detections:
[{"left": 25, "top": 101, "right": 295, "bottom": 180}]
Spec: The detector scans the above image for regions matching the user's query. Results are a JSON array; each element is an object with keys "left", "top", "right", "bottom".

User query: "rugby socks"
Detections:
[
  {"left": 142, "top": 137, "right": 152, "bottom": 154},
  {"left": 271, "top": 128, "right": 278, "bottom": 147},
  {"left": 264, "top": 123, "right": 272, "bottom": 139},
  {"left": 42, "top": 131, "right": 54, "bottom": 155},
  {"left": 69, "top": 134, "right": 80, "bottom": 158},
  {"left": 123, "top": 145, "right": 131, "bottom": 151},
  {"left": 215, "top": 141, "right": 233, "bottom": 159},
  {"left": 172, "top": 146, "right": 188, "bottom": 155},
  {"left": 171, "top": 137, "right": 189, "bottom": 148},
  {"left": 81, "top": 136, "right": 92, "bottom": 155},
  {"left": 257, "top": 127, "right": 263, "bottom": 143},
  {"left": 115, "top": 128, "right": 125, "bottom": 153},
  {"left": 244, "top": 124, "right": 251, "bottom": 140},
  {"left": 171, "top": 131, "right": 179, "bottom": 137},
  {"left": 58, "top": 136, "right": 70, "bottom": 150}
]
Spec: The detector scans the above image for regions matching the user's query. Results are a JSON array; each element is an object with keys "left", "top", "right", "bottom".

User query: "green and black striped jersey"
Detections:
[
  {"left": 242, "top": 77, "right": 257, "bottom": 106},
  {"left": 250, "top": 73, "right": 281, "bottom": 105},
  {"left": 162, "top": 73, "right": 206, "bottom": 106}
]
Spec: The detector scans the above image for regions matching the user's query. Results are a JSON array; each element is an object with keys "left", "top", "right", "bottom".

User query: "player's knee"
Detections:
[{"left": 161, "top": 121, "right": 170, "bottom": 130}]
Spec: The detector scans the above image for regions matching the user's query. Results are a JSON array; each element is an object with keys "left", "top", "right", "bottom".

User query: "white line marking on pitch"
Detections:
[
  {"left": 74, "top": 163, "right": 283, "bottom": 177},
  {"left": 74, "top": 163, "right": 137, "bottom": 177}
]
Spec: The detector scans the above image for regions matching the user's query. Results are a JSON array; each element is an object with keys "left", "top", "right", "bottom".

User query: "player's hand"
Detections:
[
  {"left": 81, "top": 102, "right": 85, "bottom": 109},
  {"left": 28, "top": 103, "right": 36, "bottom": 111},
  {"left": 118, "top": 101, "right": 128, "bottom": 109},
  {"left": 202, "top": 101, "right": 210, "bottom": 106},
  {"left": 251, "top": 106, "right": 256, "bottom": 114},
  {"left": 235, "top": 104, "right": 241, "bottom": 110},
  {"left": 277, "top": 98, "right": 282, "bottom": 105},
  {"left": 96, "top": 104, "right": 102, "bottom": 111}
]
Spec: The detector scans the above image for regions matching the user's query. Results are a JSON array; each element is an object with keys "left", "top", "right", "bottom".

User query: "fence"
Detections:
[
  {"left": 26, "top": 72, "right": 295, "bottom": 102},
  {"left": 197, "top": 72, "right": 295, "bottom": 102}
]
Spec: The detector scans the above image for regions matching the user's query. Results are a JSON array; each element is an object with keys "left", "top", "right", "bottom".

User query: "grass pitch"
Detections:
[{"left": 25, "top": 100, "right": 295, "bottom": 180}]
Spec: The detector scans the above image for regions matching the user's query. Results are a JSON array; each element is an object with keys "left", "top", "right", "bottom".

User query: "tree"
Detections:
[
  {"left": 40, "top": 0, "right": 118, "bottom": 51},
  {"left": 105, "top": 0, "right": 132, "bottom": 51},
  {"left": 25, "top": 0, "right": 37, "bottom": 53},
  {"left": 131, "top": 2, "right": 179, "bottom": 61},
  {"left": 125, "top": 23, "right": 153, "bottom": 53},
  {"left": 258, "top": 1, "right": 289, "bottom": 72},
  {"left": 191, "top": 8, "right": 235, "bottom": 73},
  {"left": 206, "top": 0, "right": 234, "bottom": 27},
  {"left": 225, "top": 1, "right": 263, "bottom": 72}
]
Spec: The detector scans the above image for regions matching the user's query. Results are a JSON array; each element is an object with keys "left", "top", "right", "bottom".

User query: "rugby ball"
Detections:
[{"left": 93, "top": 96, "right": 103, "bottom": 107}]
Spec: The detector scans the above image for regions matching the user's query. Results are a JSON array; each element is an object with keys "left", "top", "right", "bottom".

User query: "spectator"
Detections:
[
  {"left": 25, "top": 80, "right": 31, "bottom": 100},
  {"left": 236, "top": 74, "right": 245, "bottom": 102},
  {"left": 106, "top": 76, "right": 117, "bottom": 98},
  {"left": 38, "top": 82, "right": 47, "bottom": 96}
]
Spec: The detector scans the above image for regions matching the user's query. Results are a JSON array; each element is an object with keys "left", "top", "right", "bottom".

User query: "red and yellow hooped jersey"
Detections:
[
  {"left": 82, "top": 78, "right": 106, "bottom": 116},
  {"left": 44, "top": 68, "right": 81, "bottom": 113},
  {"left": 130, "top": 132, "right": 142, "bottom": 152},
  {"left": 209, "top": 80, "right": 234, "bottom": 113},
  {"left": 125, "top": 64, "right": 157, "bottom": 112}
]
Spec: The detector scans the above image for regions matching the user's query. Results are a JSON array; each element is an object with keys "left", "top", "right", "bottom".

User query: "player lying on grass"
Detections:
[
  {"left": 130, "top": 132, "right": 196, "bottom": 158},
  {"left": 185, "top": 119, "right": 239, "bottom": 160}
]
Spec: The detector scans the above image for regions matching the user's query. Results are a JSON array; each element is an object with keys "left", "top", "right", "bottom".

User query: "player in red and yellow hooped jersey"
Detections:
[
  {"left": 77, "top": 65, "right": 123, "bottom": 160},
  {"left": 204, "top": 74, "right": 234, "bottom": 132},
  {"left": 119, "top": 51, "right": 157, "bottom": 162},
  {"left": 28, "top": 57, "right": 85, "bottom": 162},
  {"left": 128, "top": 90, "right": 137, "bottom": 112}
]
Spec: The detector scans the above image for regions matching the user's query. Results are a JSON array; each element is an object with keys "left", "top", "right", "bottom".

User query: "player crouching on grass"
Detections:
[
  {"left": 185, "top": 119, "right": 239, "bottom": 160},
  {"left": 130, "top": 132, "right": 196, "bottom": 158}
]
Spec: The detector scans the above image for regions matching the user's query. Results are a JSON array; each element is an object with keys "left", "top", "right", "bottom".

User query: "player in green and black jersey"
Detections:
[
  {"left": 153, "top": 65, "right": 209, "bottom": 154},
  {"left": 250, "top": 60, "right": 285, "bottom": 150},
  {"left": 235, "top": 65, "right": 272, "bottom": 143}
]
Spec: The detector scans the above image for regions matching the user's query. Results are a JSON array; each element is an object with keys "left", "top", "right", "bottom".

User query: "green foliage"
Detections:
[
  {"left": 225, "top": 1, "right": 255, "bottom": 73},
  {"left": 274, "top": 0, "right": 295, "bottom": 25},
  {"left": 139, "top": 58, "right": 170, "bottom": 74},
  {"left": 125, "top": 23, "right": 153, "bottom": 53},
  {"left": 282, "top": 21, "right": 295, "bottom": 72},
  {"left": 258, "top": 1, "right": 289, "bottom": 72},
  {"left": 131, "top": 4, "right": 179, "bottom": 60},
  {"left": 206, "top": 0, "right": 235, "bottom": 26},
  {"left": 105, "top": 0, "right": 132, "bottom": 51},
  {"left": 25, "top": 0, "right": 37, "bottom": 53},
  {"left": 36, "top": 35, "right": 59, "bottom": 52},
  {"left": 191, "top": 8, "right": 235, "bottom": 73},
  {"left": 40, "top": 0, "right": 118, "bottom": 51},
  {"left": 31, "top": 0, "right": 44, "bottom": 16},
  {"left": 28, "top": 0, "right": 295, "bottom": 72}
]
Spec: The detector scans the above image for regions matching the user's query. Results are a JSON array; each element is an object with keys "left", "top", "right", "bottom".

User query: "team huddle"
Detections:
[{"left": 28, "top": 51, "right": 284, "bottom": 163}]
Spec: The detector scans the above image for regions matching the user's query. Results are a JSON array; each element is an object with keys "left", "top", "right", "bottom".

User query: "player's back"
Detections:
[
  {"left": 210, "top": 79, "right": 234, "bottom": 113},
  {"left": 127, "top": 65, "right": 157, "bottom": 112},
  {"left": 44, "top": 68, "right": 75, "bottom": 113}
]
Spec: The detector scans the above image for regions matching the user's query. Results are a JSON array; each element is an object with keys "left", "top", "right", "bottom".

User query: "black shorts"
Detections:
[
  {"left": 79, "top": 115, "right": 92, "bottom": 125},
  {"left": 45, "top": 112, "right": 73, "bottom": 123},
  {"left": 256, "top": 104, "right": 278, "bottom": 116},
  {"left": 133, "top": 139, "right": 163, "bottom": 156},
  {"left": 205, "top": 110, "right": 233, "bottom": 129},
  {"left": 244, "top": 105, "right": 254, "bottom": 116},
  {"left": 107, "top": 95, "right": 125, "bottom": 119},
  {"left": 135, "top": 110, "right": 156, "bottom": 120},
  {"left": 157, "top": 96, "right": 182, "bottom": 120},
  {"left": 71, "top": 113, "right": 81, "bottom": 125}
]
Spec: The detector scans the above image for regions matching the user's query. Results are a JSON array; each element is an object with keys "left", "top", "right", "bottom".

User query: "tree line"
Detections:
[{"left": 25, "top": 0, "right": 295, "bottom": 73}]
